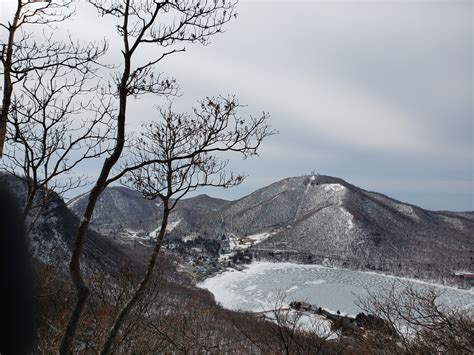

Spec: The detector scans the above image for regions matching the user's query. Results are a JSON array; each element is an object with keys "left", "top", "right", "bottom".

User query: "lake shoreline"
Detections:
[{"left": 198, "top": 261, "right": 474, "bottom": 315}]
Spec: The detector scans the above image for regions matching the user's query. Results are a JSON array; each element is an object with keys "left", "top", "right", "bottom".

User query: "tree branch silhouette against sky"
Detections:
[{"left": 1, "top": 0, "right": 472, "bottom": 211}]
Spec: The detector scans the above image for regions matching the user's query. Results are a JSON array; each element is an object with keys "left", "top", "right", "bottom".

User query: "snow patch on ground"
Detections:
[
  {"left": 246, "top": 232, "right": 275, "bottom": 244},
  {"left": 182, "top": 233, "right": 197, "bottom": 242},
  {"left": 166, "top": 219, "right": 181, "bottom": 232},
  {"left": 229, "top": 231, "right": 278, "bottom": 251},
  {"left": 262, "top": 310, "right": 335, "bottom": 339},
  {"left": 121, "top": 229, "right": 151, "bottom": 240},
  {"left": 136, "top": 219, "right": 181, "bottom": 239},
  {"left": 294, "top": 177, "right": 316, "bottom": 221},
  {"left": 148, "top": 228, "right": 161, "bottom": 239},
  {"left": 395, "top": 203, "right": 419, "bottom": 220},
  {"left": 440, "top": 215, "right": 465, "bottom": 230},
  {"left": 340, "top": 207, "right": 354, "bottom": 231},
  {"left": 218, "top": 253, "right": 233, "bottom": 262},
  {"left": 296, "top": 313, "right": 336, "bottom": 338},
  {"left": 227, "top": 234, "right": 239, "bottom": 250},
  {"left": 324, "top": 183, "right": 346, "bottom": 193}
]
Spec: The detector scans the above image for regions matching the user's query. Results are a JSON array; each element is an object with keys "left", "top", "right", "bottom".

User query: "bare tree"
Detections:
[
  {"left": 98, "top": 96, "right": 272, "bottom": 354},
  {"left": 356, "top": 283, "right": 474, "bottom": 354},
  {"left": 0, "top": 0, "right": 107, "bottom": 157},
  {"left": 265, "top": 296, "right": 308, "bottom": 355},
  {"left": 60, "top": 1, "right": 238, "bottom": 353},
  {"left": 252, "top": 292, "right": 336, "bottom": 355},
  {"left": 1, "top": 64, "right": 114, "bottom": 234}
]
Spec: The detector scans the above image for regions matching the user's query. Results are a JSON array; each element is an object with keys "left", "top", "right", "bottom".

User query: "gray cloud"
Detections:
[
  {"left": 161, "top": 0, "right": 473, "bottom": 211},
  {"left": 1, "top": 0, "right": 472, "bottom": 210}
]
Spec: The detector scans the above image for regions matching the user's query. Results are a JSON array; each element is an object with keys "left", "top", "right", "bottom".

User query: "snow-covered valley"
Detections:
[{"left": 198, "top": 262, "right": 474, "bottom": 315}]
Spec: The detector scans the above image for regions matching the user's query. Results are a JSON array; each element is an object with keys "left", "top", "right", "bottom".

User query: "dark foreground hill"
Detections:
[
  {"left": 0, "top": 173, "right": 132, "bottom": 275},
  {"left": 2, "top": 172, "right": 312, "bottom": 354}
]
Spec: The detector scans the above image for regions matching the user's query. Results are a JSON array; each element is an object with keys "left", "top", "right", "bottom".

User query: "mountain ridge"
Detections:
[{"left": 67, "top": 174, "right": 474, "bottom": 281}]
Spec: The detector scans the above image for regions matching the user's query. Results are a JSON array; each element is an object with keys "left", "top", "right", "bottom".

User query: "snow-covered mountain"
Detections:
[
  {"left": 171, "top": 175, "right": 474, "bottom": 278},
  {"left": 68, "top": 186, "right": 229, "bottom": 239},
  {"left": 66, "top": 175, "right": 473, "bottom": 280},
  {"left": 68, "top": 186, "right": 162, "bottom": 237}
]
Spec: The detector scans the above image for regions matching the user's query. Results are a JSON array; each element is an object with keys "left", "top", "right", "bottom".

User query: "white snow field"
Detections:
[{"left": 198, "top": 262, "right": 474, "bottom": 315}]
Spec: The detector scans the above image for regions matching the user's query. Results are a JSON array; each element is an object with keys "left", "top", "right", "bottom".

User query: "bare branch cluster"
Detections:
[
  {"left": 90, "top": 0, "right": 236, "bottom": 97},
  {"left": 119, "top": 96, "right": 273, "bottom": 207},
  {"left": 1, "top": 64, "right": 115, "bottom": 225},
  {"left": 1, "top": 0, "right": 108, "bottom": 157},
  {"left": 0, "top": 0, "right": 74, "bottom": 29},
  {"left": 59, "top": 1, "right": 241, "bottom": 353},
  {"left": 92, "top": 95, "right": 272, "bottom": 354},
  {"left": 8, "top": 33, "right": 108, "bottom": 81},
  {"left": 1, "top": 1, "right": 272, "bottom": 354},
  {"left": 91, "top": 0, "right": 236, "bottom": 47},
  {"left": 356, "top": 283, "right": 474, "bottom": 353}
]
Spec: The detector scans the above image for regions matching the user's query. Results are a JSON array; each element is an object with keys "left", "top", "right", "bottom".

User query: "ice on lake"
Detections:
[{"left": 198, "top": 262, "right": 474, "bottom": 315}]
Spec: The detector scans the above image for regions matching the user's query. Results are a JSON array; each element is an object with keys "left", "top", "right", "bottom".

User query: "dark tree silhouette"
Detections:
[
  {"left": 0, "top": 184, "right": 35, "bottom": 354},
  {"left": 1, "top": 61, "right": 114, "bottom": 234},
  {"left": 60, "top": 1, "right": 238, "bottom": 353},
  {"left": 356, "top": 283, "right": 474, "bottom": 353},
  {"left": 0, "top": 0, "right": 107, "bottom": 157},
  {"left": 98, "top": 96, "right": 273, "bottom": 354}
]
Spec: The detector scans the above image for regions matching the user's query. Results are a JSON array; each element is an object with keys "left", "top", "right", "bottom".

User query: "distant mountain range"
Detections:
[
  {"left": 68, "top": 175, "right": 474, "bottom": 280},
  {"left": 68, "top": 187, "right": 229, "bottom": 238}
]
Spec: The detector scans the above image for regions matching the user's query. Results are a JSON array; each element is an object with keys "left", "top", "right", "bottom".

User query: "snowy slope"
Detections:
[
  {"left": 66, "top": 174, "right": 473, "bottom": 280},
  {"left": 68, "top": 187, "right": 229, "bottom": 239},
  {"left": 171, "top": 175, "right": 473, "bottom": 278},
  {"left": 0, "top": 172, "right": 134, "bottom": 275}
]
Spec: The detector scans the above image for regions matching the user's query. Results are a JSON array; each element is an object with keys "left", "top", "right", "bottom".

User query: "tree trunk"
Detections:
[
  {"left": 0, "top": 3, "right": 21, "bottom": 158},
  {"left": 100, "top": 205, "right": 170, "bottom": 355},
  {"left": 59, "top": 49, "right": 131, "bottom": 354}
]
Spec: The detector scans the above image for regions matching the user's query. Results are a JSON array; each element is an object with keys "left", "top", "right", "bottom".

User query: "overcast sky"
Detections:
[{"left": 1, "top": 0, "right": 473, "bottom": 211}]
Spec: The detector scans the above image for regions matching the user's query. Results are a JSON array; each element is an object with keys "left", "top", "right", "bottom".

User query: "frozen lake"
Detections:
[{"left": 198, "top": 262, "right": 474, "bottom": 315}]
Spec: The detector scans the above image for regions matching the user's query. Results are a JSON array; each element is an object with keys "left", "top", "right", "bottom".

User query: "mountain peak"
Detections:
[{"left": 65, "top": 174, "right": 473, "bottom": 281}]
